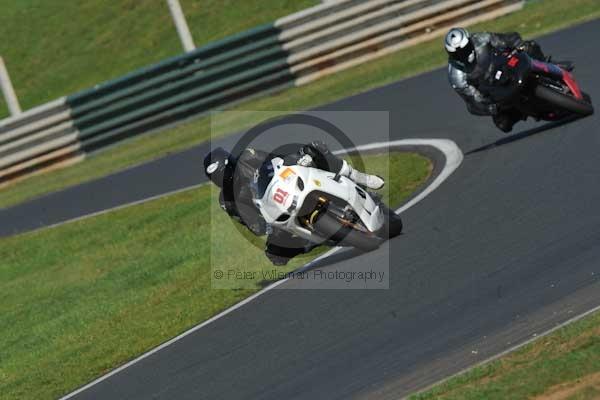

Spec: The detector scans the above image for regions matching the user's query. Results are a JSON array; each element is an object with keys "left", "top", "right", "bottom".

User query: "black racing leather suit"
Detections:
[
  {"left": 448, "top": 32, "right": 545, "bottom": 132},
  {"left": 219, "top": 141, "right": 344, "bottom": 265}
]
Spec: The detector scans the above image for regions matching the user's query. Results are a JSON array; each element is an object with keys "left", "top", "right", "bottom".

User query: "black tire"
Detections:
[
  {"left": 312, "top": 212, "right": 383, "bottom": 252},
  {"left": 534, "top": 84, "right": 594, "bottom": 116},
  {"left": 378, "top": 204, "right": 403, "bottom": 239}
]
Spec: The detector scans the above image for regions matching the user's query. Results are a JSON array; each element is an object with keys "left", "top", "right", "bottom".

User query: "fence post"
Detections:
[
  {"left": 166, "top": 0, "right": 196, "bottom": 52},
  {"left": 0, "top": 56, "right": 22, "bottom": 116}
]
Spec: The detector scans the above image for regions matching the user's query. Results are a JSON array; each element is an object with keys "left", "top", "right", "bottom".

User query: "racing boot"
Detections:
[
  {"left": 556, "top": 61, "right": 575, "bottom": 72},
  {"left": 339, "top": 160, "right": 385, "bottom": 190},
  {"left": 546, "top": 56, "right": 574, "bottom": 72}
]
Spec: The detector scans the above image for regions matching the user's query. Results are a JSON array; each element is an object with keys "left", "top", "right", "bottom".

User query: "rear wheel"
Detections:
[
  {"left": 534, "top": 84, "right": 594, "bottom": 116},
  {"left": 312, "top": 212, "right": 383, "bottom": 252}
]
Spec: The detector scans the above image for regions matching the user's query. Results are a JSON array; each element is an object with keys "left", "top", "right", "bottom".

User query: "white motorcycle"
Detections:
[{"left": 253, "top": 157, "right": 403, "bottom": 252}]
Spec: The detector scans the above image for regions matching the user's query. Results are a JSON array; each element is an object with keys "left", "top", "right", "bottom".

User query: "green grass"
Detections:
[
  {"left": 1, "top": 0, "right": 599, "bottom": 209},
  {"left": 0, "top": 151, "right": 431, "bottom": 400},
  {"left": 410, "top": 310, "right": 600, "bottom": 400},
  {"left": 0, "top": 0, "right": 316, "bottom": 118}
]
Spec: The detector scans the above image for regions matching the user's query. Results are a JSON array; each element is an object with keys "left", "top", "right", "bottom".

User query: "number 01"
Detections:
[{"left": 273, "top": 188, "right": 288, "bottom": 204}]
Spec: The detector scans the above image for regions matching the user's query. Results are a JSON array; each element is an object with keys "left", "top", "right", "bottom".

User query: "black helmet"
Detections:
[
  {"left": 203, "top": 147, "right": 235, "bottom": 188},
  {"left": 445, "top": 27, "right": 476, "bottom": 70}
]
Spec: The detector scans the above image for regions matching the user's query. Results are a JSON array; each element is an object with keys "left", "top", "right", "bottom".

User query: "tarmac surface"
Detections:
[{"left": 6, "top": 20, "right": 599, "bottom": 400}]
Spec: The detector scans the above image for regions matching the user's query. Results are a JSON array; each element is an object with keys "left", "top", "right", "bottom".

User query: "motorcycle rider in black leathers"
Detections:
[
  {"left": 203, "top": 142, "right": 384, "bottom": 266},
  {"left": 445, "top": 27, "right": 549, "bottom": 133}
]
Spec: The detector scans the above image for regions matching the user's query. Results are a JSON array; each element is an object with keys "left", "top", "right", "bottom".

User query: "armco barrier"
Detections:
[{"left": 0, "top": 0, "right": 523, "bottom": 186}]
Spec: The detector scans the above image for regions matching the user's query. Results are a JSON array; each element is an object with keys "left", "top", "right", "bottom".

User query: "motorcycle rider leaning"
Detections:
[
  {"left": 204, "top": 141, "right": 384, "bottom": 266},
  {"left": 445, "top": 27, "right": 550, "bottom": 133}
]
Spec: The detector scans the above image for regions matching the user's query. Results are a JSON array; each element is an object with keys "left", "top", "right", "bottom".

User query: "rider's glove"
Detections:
[
  {"left": 487, "top": 103, "right": 499, "bottom": 116},
  {"left": 297, "top": 154, "right": 313, "bottom": 167}
]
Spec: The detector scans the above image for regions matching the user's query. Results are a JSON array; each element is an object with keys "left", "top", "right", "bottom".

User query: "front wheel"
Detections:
[
  {"left": 378, "top": 204, "right": 403, "bottom": 239},
  {"left": 534, "top": 84, "right": 594, "bottom": 116},
  {"left": 312, "top": 212, "right": 383, "bottom": 252}
]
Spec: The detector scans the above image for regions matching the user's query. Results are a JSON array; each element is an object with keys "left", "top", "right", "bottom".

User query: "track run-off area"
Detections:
[{"left": 1, "top": 19, "right": 599, "bottom": 400}]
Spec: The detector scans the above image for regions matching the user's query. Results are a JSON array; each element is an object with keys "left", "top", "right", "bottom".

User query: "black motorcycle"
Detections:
[{"left": 480, "top": 49, "right": 593, "bottom": 121}]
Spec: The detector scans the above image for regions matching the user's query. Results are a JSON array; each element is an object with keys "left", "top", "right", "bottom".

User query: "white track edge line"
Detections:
[
  {"left": 59, "top": 138, "right": 462, "bottom": 399},
  {"left": 404, "top": 302, "right": 600, "bottom": 399},
  {"left": 17, "top": 183, "right": 206, "bottom": 235}
]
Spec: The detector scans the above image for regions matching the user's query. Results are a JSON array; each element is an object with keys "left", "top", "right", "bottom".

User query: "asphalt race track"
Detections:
[{"left": 5, "top": 20, "right": 600, "bottom": 399}]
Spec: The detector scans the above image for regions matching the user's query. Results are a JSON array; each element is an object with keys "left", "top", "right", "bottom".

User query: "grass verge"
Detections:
[
  {"left": 0, "top": 0, "right": 316, "bottom": 118},
  {"left": 1, "top": 0, "right": 599, "bottom": 209},
  {"left": 410, "top": 309, "right": 600, "bottom": 400},
  {"left": 0, "top": 151, "right": 431, "bottom": 400}
]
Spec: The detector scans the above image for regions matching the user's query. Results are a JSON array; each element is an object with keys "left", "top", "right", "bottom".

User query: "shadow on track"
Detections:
[
  {"left": 466, "top": 115, "right": 580, "bottom": 155},
  {"left": 257, "top": 247, "right": 366, "bottom": 288},
  {"left": 300, "top": 248, "right": 365, "bottom": 271}
]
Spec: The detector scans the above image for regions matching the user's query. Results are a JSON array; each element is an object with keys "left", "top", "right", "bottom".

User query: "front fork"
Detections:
[{"left": 300, "top": 196, "right": 328, "bottom": 228}]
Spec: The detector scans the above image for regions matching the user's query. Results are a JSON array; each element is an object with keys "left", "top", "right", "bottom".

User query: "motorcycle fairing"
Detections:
[
  {"left": 531, "top": 59, "right": 583, "bottom": 100},
  {"left": 255, "top": 157, "right": 384, "bottom": 241}
]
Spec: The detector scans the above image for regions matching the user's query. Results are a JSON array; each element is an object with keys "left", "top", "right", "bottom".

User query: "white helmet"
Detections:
[{"left": 444, "top": 28, "right": 476, "bottom": 68}]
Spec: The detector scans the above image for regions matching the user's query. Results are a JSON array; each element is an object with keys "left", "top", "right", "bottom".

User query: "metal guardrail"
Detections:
[{"left": 0, "top": 0, "right": 523, "bottom": 186}]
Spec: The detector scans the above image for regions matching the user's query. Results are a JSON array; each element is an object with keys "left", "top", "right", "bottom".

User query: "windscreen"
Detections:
[{"left": 252, "top": 160, "right": 275, "bottom": 199}]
